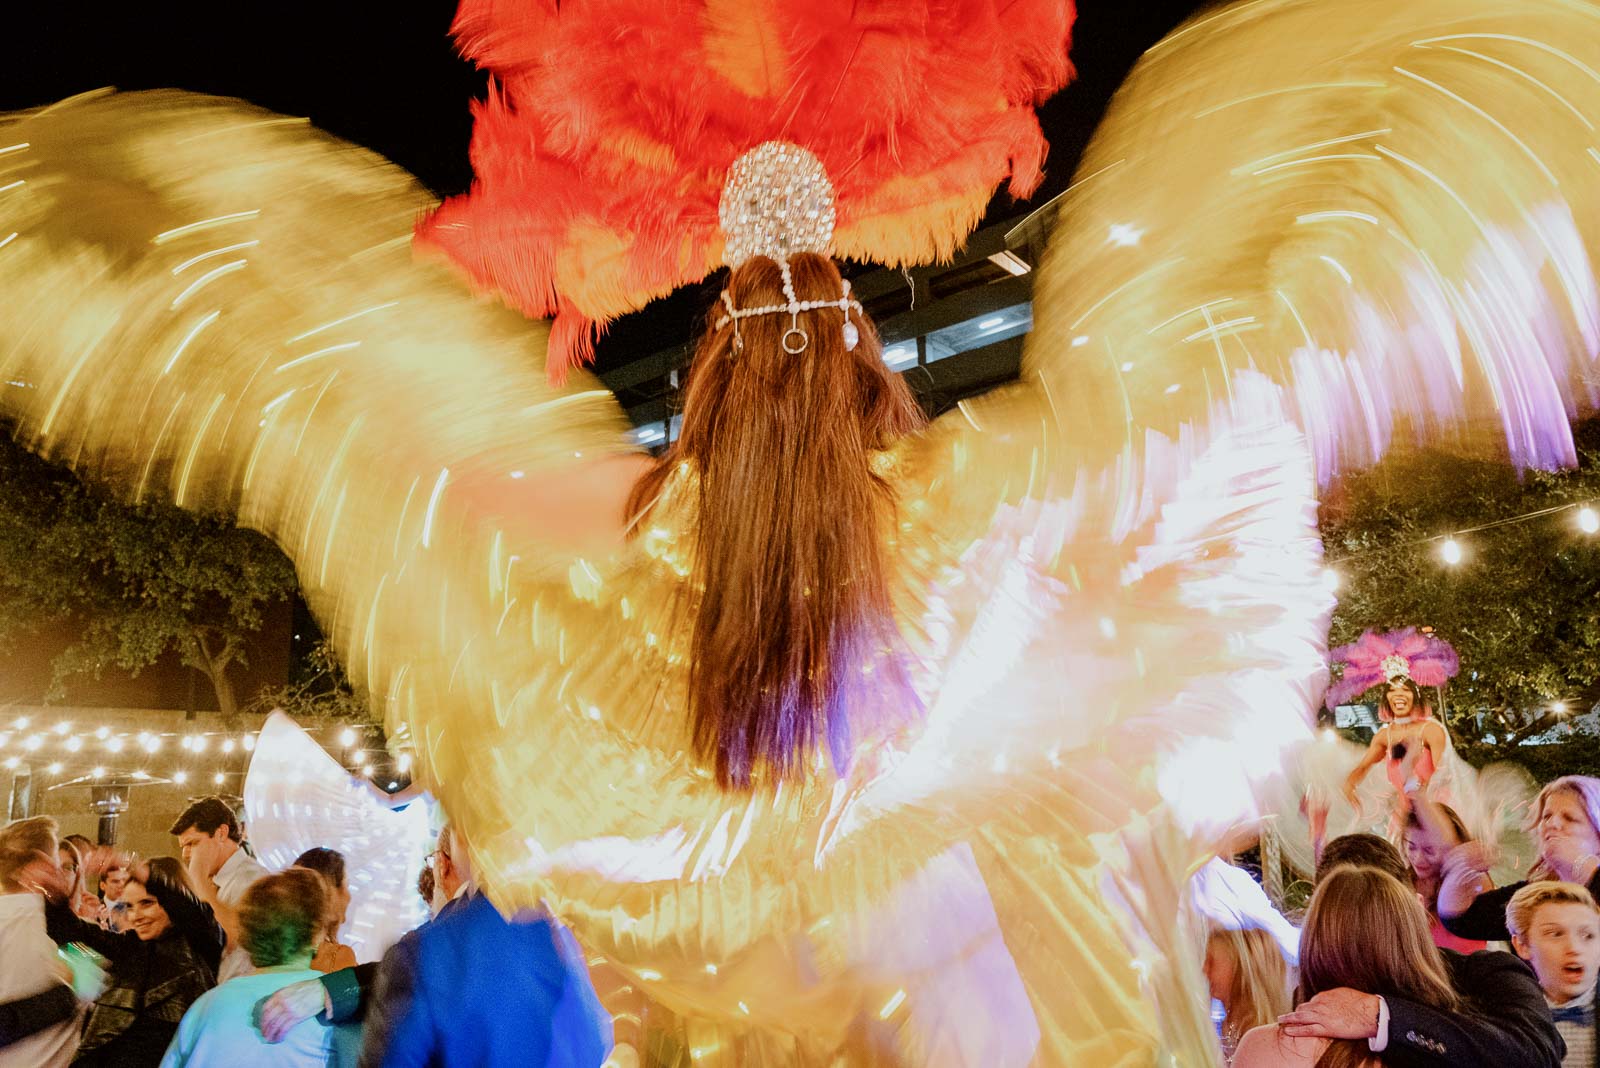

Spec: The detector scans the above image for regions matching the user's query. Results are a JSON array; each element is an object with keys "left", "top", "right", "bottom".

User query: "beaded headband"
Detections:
[
  {"left": 715, "top": 141, "right": 860, "bottom": 354},
  {"left": 716, "top": 261, "right": 863, "bottom": 355}
]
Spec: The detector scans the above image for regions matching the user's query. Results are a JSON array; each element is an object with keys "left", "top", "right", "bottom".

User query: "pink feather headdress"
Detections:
[{"left": 1324, "top": 627, "right": 1460, "bottom": 709}]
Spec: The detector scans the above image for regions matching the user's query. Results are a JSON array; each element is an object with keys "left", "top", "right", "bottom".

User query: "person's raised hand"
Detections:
[
  {"left": 19, "top": 852, "right": 71, "bottom": 902},
  {"left": 1442, "top": 839, "right": 1495, "bottom": 879},
  {"left": 79, "top": 845, "right": 131, "bottom": 884},
  {"left": 256, "top": 979, "right": 329, "bottom": 1042},
  {"left": 1277, "top": 988, "right": 1381, "bottom": 1040}
]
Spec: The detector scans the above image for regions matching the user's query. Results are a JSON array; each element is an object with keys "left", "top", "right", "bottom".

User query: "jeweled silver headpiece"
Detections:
[
  {"left": 1381, "top": 653, "right": 1411, "bottom": 680},
  {"left": 716, "top": 141, "right": 859, "bottom": 355}
]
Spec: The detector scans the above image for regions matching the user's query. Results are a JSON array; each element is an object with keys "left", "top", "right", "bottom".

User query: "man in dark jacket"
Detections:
[{"left": 1281, "top": 833, "right": 1564, "bottom": 1068}]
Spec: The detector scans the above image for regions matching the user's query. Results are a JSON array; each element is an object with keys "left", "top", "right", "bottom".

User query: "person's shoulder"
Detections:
[
  {"left": 1448, "top": 947, "right": 1541, "bottom": 990},
  {"left": 237, "top": 850, "right": 270, "bottom": 879},
  {"left": 1233, "top": 1024, "right": 1327, "bottom": 1067}
]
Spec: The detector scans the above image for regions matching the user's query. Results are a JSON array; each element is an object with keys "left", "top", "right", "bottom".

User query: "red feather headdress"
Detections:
[{"left": 415, "top": 0, "right": 1077, "bottom": 377}]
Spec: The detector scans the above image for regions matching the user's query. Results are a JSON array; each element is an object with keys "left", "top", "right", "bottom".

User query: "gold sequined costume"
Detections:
[{"left": 3, "top": 0, "right": 1600, "bottom": 1063}]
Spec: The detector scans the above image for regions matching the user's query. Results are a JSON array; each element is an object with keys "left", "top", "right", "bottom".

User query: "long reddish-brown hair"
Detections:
[{"left": 628, "top": 254, "right": 926, "bottom": 789}]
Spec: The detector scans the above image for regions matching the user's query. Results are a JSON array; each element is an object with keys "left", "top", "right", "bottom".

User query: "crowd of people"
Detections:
[
  {"left": 0, "top": 796, "right": 613, "bottom": 1067},
  {"left": 1207, "top": 769, "right": 1600, "bottom": 1068},
  {"left": 5, "top": 681, "right": 1600, "bottom": 1068}
]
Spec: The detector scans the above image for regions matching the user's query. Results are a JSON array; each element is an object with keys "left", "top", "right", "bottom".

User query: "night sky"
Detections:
[{"left": 6, "top": 1, "right": 1210, "bottom": 361}]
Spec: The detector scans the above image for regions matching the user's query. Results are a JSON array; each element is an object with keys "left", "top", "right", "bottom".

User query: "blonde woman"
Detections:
[
  {"left": 1441, "top": 776, "right": 1600, "bottom": 943},
  {"left": 1204, "top": 926, "right": 1293, "bottom": 1063},
  {"left": 1234, "top": 866, "right": 1460, "bottom": 1068}
]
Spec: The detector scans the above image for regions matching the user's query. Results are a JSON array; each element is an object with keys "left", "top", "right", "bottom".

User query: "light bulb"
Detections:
[
  {"left": 1580, "top": 506, "right": 1599, "bottom": 535},
  {"left": 213, "top": 772, "right": 225, "bottom": 785},
  {"left": 193, "top": 736, "right": 207, "bottom": 753},
  {"left": 242, "top": 735, "right": 255, "bottom": 752},
  {"left": 221, "top": 739, "right": 235, "bottom": 754},
  {"left": 94, "top": 726, "right": 110, "bottom": 740},
  {"left": 1440, "top": 538, "right": 1463, "bottom": 565},
  {"left": 1554, "top": 701, "right": 1569, "bottom": 714},
  {"left": 46, "top": 762, "right": 62, "bottom": 775},
  {"left": 91, "top": 766, "right": 104, "bottom": 778},
  {"left": 174, "top": 770, "right": 188, "bottom": 784},
  {"left": 339, "top": 727, "right": 358, "bottom": 748},
  {"left": 106, "top": 737, "right": 124, "bottom": 753},
  {"left": 22, "top": 735, "right": 42, "bottom": 752},
  {"left": 65, "top": 736, "right": 82, "bottom": 752},
  {"left": 142, "top": 736, "right": 161, "bottom": 753},
  {"left": 52, "top": 721, "right": 70, "bottom": 735},
  {"left": 3, "top": 757, "right": 18, "bottom": 770},
  {"left": 1322, "top": 568, "right": 1341, "bottom": 591},
  {"left": 12, "top": 716, "right": 28, "bottom": 729}
]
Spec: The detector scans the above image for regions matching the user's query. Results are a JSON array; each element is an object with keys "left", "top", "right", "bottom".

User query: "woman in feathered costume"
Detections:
[
  {"left": 1333, "top": 628, "right": 1460, "bottom": 813},
  {"left": 4, "top": 0, "right": 1600, "bottom": 1063}
]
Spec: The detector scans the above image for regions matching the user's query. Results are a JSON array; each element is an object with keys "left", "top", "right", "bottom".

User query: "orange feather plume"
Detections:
[{"left": 415, "top": 0, "right": 1077, "bottom": 377}]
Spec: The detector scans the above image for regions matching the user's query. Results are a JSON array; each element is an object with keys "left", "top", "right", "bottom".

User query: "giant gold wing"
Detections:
[
  {"left": 1025, "top": 0, "right": 1600, "bottom": 480},
  {"left": 0, "top": 90, "right": 1178, "bottom": 1066},
  {"left": 884, "top": 0, "right": 1600, "bottom": 1055}
]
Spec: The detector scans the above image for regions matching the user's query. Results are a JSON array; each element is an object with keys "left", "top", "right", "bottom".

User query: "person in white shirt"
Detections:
[
  {"left": 0, "top": 816, "right": 82, "bottom": 1068},
  {"left": 1506, "top": 882, "right": 1600, "bottom": 1068},
  {"left": 170, "top": 797, "right": 269, "bottom": 982},
  {"left": 161, "top": 867, "right": 337, "bottom": 1068},
  {"left": 100, "top": 863, "right": 131, "bottom": 932}
]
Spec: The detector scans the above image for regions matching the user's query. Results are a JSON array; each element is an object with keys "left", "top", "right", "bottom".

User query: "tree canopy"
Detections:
[
  {"left": 0, "top": 432, "right": 297, "bottom": 716},
  {"left": 1322, "top": 417, "right": 1600, "bottom": 763}
]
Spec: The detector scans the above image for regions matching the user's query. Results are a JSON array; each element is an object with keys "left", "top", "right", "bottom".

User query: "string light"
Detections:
[
  {"left": 1330, "top": 500, "right": 1600, "bottom": 570},
  {"left": 1554, "top": 701, "right": 1569, "bottom": 714},
  {"left": 1440, "top": 538, "right": 1463, "bottom": 565},
  {"left": 0, "top": 720, "right": 380, "bottom": 790}
]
